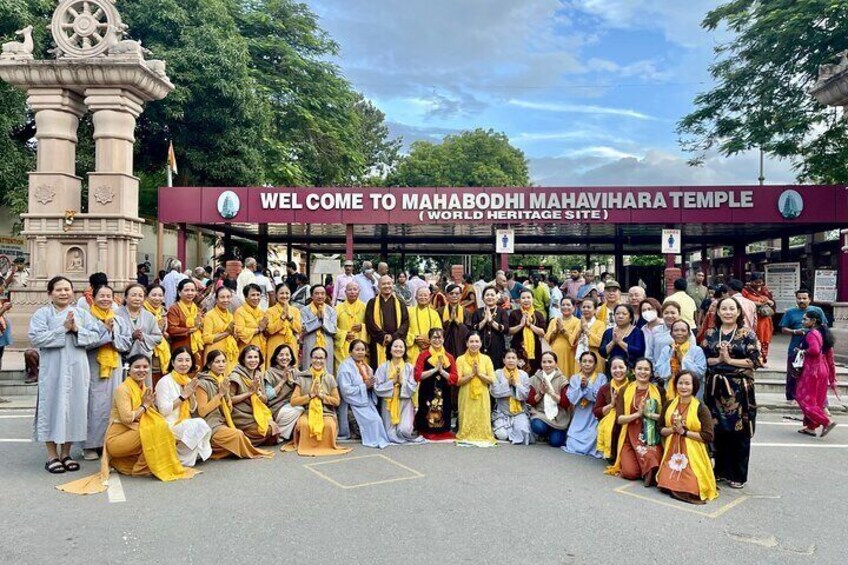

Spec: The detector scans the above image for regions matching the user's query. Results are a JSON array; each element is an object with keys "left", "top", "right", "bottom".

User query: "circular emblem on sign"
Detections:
[
  {"left": 778, "top": 189, "right": 803, "bottom": 219},
  {"left": 217, "top": 191, "right": 240, "bottom": 220}
]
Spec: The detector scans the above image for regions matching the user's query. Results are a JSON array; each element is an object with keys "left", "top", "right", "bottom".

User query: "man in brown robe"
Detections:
[{"left": 365, "top": 275, "right": 410, "bottom": 370}]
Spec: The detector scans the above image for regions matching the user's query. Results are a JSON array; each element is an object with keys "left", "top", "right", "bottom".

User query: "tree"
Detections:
[
  {"left": 387, "top": 129, "right": 530, "bottom": 187},
  {"left": 677, "top": 0, "right": 848, "bottom": 183}
]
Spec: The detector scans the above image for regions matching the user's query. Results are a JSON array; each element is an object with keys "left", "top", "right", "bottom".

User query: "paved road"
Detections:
[{"left": 1, "top": 413, "right": 846, "bottom": 564}]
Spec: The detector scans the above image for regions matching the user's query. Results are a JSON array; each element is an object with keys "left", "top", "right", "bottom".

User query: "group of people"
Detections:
[{"left": 28, "top": 260, "right": 838, "bottom": 504}]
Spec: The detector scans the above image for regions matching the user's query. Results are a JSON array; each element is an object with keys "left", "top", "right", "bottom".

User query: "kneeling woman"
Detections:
[
  {"left": 491, "top": 350, "right": 532, "bottom": 445},
  {"left": 337, "top": 340, "right": 390, "bottom": 449},
  {"left": 229, "top": 345, "right": 279, "bottom": 446},
  {"left": 594, "top": 357, "right": 630, "bottom": 462},
  {"left": 154, "top": 347, "right": 213, "bottom": 466},
  {"left": 455, "top": 332, "right": 497, "bottom": 446},
  {"left": 657, "top": 372, "right": 718, "bottom": 504},
  {"left": 286, "top": 347, "right": 352, "bottom": 457},
  {"left": 264, "top": 344, "right": 304, "bottom": 442},
  {"left": 374, "top": 338, "right": 425, "bottom": 444},
  {"left": 607, "top": 358, "right": 665, "bottom": 486},
  {"left": 195, "top": 350, "right": 272, "bottom": 459},
  {"left": 563, "top": 351, "right": 607, "bottom": 458},
  {"left": 527, "top": 351, "right": 571, "bottom": 447},
  {"left": 414, "top": 328, "right": 458, "bottom": 440}
]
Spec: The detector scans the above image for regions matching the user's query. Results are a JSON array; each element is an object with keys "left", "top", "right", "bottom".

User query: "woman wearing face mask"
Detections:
[
  {"left": 545, "top": 297, "right": 581, "bottom": 378},
  {"left": 374, "top": 338, "right": 426, "bottom": 444},
  {"left": 575, "top": 298, "right": 606, "bottom": 375},
  {"left": 594, "top": 357, "right": 630, "bottom": 462},
  {"left": 647, "top": 301, "right": 686, "bottom": 364},
  {"left": 336, "top": 340, "right": 391, "bottom": 448},
  {"left": 228, "top": 345, "right": 279, "bottom": 446},
  {"left": 655, "top": 320, "right": 706, "bottom": 399},
  {"left": 657, "top": 372, "right": 718, "bottom": 504},
  {"left": 454, "top": 332, "right": 497, "bottom": 447},
  {"left": 264, "top": 344, "right": 304, "bottom": 442},
  {"left": 599, "top": 304, "right": 646, "bottom": 368},
  {"left": 607, "top": 358, "right": 665, "bottom": 487},
  {"left": 509, "top": 289, "right": 546, "bottom": 374},
  {"left": 638, "top": 298, "right": 663, "bottom": 363},
  {"left": 563, "top": 351, "right": 606, "bottom": 458},
  {"left": 491, "top": 350, "right": 532, "bottom": 445},
  {"left": 527, "top": 351, "right": 571, "bottom": 447},
  {"left": 115, "top": 284, "right": 163, "bottom": 385}
]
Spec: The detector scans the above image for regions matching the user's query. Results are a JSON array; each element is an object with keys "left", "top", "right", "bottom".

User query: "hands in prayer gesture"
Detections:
[
  {"left": 141, "top": 388, "right": 155, "bottom": 409},
  {"left": 183, "top": 378, "right": 199, "bottom": 399},
  {"left": 64, "top": 311, "right": 77, "bottom": 333}
]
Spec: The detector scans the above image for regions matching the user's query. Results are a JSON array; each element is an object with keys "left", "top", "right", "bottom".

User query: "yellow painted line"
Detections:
[
  {"left": 613, "top": 482, "right": 749, "bottom": 519},
  {"left": 304, "top": 453, "right": 424, "bottom": 490}
]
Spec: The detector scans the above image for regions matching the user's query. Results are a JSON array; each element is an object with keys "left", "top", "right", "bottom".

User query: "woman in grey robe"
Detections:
[
  {"left": 29, "top": 276, "right": 101, "bottom": 474},
  {"left": 114, "top": 283, "right": 163, "bottom": 376},
  {"left": 299, "top": 284, "right": 337, "bottom": 371},
  {"left": 491, "top": 350, "right": 532, "bottom": 445},
  {"left": 83, "top": 285, "right": 132, "bottom": 461}
]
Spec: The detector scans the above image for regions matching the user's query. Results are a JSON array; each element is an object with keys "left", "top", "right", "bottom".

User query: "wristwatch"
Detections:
[{"left": 680, "top": 426, "right": 688, "bottom": 435}]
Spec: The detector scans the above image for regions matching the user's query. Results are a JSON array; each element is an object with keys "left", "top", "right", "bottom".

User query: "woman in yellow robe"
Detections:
[
  {"left": 265, "top": 284, "right": 302, "bottom": 368},
  {"left": 545, "top": 296, "right": 581, "bottom": 377},
  {"left": 234, "top": 283, "right": 268, "bottom": 354},
  {"left": 455, "top": 332, "right": 496, "bottom": 447},
  {"left": 202, "top": 286, "right": 240, "bottom": 375},
  {"left": 228, "top": 345, "right": 279, "bottom": 446},
  {"left": 594, "top": 356, "right": 630, "bottom": 462},
  {"left": 577, "top": 297, "right": 607, "bottom": 375},
  {"left": 406, "top": 286, "right": 442, "bottom": 364}
]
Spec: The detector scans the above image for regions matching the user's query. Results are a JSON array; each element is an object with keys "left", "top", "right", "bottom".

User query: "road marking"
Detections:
[
  {"left": 107, "top": 475, "right": 126, "bottom": 504},
  {"left": 305, "top": 454, "right": 424, "bottom": 490},
  {"left": 613, "top": 482, "right": 750, "bottom": 519},
  {"left": 752, "top": 442, "right": 848, "bottom": 448},
  {"left": 0, "top": 438, "right": 31, "bottom": 442},
  {"left": 0, "top": 414, "right": 34, "bottom": 419}
]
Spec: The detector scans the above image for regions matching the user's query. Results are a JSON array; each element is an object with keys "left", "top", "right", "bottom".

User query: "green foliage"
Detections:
[
  {"left": 677, "top": 0, "right": 848, "bottom": 182},
  {"left": 628, "top": 255, "right": 665, "bottom": 267},
  {"left": 387, "top": 129, "right": 530, "bottom": 187}
]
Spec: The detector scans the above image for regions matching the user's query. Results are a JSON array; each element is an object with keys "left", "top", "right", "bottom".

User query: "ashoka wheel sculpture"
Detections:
[{"left": 51, "top": 0, "right": 122, "bottom": 59}]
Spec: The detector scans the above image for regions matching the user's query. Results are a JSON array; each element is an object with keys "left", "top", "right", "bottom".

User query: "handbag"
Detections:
[
  {"left": 756, "top": 303, "right": 775, "bottom": 318},
  {"left": 792, "top": 349, "right": 805, "bottom": 370}
]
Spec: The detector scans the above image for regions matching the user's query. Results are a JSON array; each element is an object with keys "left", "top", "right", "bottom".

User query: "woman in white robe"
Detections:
[
  {"left": 84, "top": 285, "right": 132, "bottom": 460},
  {"left": 30, "top": 277, "right": 102, "bottom": 474},
  {"left": 154, "top": 346, "right": 213, "bottom": 466},
  {"left": 491, "top": 349, "right": 532, "bottom": 445},
  {"left": 374, "top": 338, "right": 426, "bottom": 445},
  {"left": 337, "top": 340, "right": 390, "bottom": 449}
]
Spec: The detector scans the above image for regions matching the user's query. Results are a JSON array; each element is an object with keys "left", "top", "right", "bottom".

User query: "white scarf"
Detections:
[
  {"left": 575, "top": 316, "right": 596, "bottom": 362},
  {"left": 541, "top": 370, "right": 559, "bottom": 421}
]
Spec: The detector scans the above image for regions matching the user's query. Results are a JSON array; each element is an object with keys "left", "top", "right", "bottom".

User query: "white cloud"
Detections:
[
  {"left": 508, "top": 99, "right": 655, "bottom": 120},
  {"left": 563, "top": 146, "right": 640, "bottom": 160}
]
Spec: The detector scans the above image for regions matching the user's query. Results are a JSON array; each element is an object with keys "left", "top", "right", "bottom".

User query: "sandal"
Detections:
[
  {"left": 798, "top": 428, "right": 817, "bottom": 437},
  {"left": 820, "top": 422, "right": 837, "bottom": 438},
  {"left": 45, "top": 458, "right": 66, "bottom": 474},
  {"left": 60, "top": 457, "right": 80, "bottom": 472},
  {"left": 727, "top": 481, "right": 745, "bottom": 489}
]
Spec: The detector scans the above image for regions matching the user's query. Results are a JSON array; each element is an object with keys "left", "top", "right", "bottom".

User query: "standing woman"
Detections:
[
  {"left": 143, "top": 284, "right": 170, "bottom": 386},
  {"left": 29, "top": 276, "right": 101, "bottom": 474},
  {"left": 85, "top": 285, "right": 131, "bottom": 461},
  {"left": 607, "top": 358, "right": 665, "bottom": 486},
  {"left": 470, "top": 287, "right": 510, "bottom": 370},
  {"left": 743, "top": 272, "right": 776, "bottom": 363},
  {"left": 576, "top": 298, "right": 607, "bottom": 375},
  {"left": 166, "top": 279, "right": 204, "bottom": 367},
  {"left": 545, "top": 297, "right": 581, "bottom": 378},
  {"left": 527, "top": 351, "right": 571, "bottom": 448},
  {"left": 228, "top": 345, "right": 279, "bottom": 446},
  {"left": 599, "top": 304, "right": 646, "bottom": 368},
  {"left": 285, "top": 347, "right": 352, "bottom": 457},
  {"left": 265, "top": 284, "right": 302, "bottom": 369},
  {"left": 394, "top": 271, "right": 412, "bottom": 306},
  {"left": 701, "top": 297, "right": 761, "bottom": 489},
  {"left": 594, "top": 357, "right": 629, "bottom": 462},
  {"left": 509, "top": 289, "right": 546, "bottom": 374},
  {"left": 194, "top": 350, "right": 272, "bottom": 459},
  {"left": 441, "top": 283, "right": 471, "bottom": 359},
  {"left": 115, "top": 284, "right": 163, "bottom": 383},
  {"left": 795, "top": 310, "right": 838, "bottom": 437},
  {"left": 374, "top": 338, "right": 426, "bottom": 444},
  {"left": 264, "top": 344, "right": 304, "bottom": 442},
  {"left": 655, "top": 320, "right": 706, "bottom": 399},
  {"left": 414, "top": 328, "right": 458, "bottom": 440},
  {"left": 337, "top": 340, "right": 391, "bottom": 448},
  {"left": 490, "top": 349, "right": 532, "bottom": 445},
  {"left": 647, "top": 301, "right": 684, "bottom": 363},
  {"left": 202, "top": 286, "right": 240, "bottom": 376},
  {"left": 154, "top": 346, "right": 213, "bottom": 466},
  {"left": 454, "top": 332, "right": 497, "bottom": 447},
  {"left": 299, "top": 284, "right": 337, "bottom": 371},
  {"left": 563, "top": 351, "right": 607, "bottom": 458},
  {"left": 638, "top": 298, "right": 664, "bottom": 363},
  {"left": 234, "top": 284, "right": 269, "bottom": 355},
  {"left": 657, "top": 372, "right": 718, "bottom": 504}
]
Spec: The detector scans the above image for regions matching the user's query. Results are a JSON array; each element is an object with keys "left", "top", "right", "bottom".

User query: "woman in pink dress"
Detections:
[{"left": 796, "top": 310, "right": 837, "bottom": 438}]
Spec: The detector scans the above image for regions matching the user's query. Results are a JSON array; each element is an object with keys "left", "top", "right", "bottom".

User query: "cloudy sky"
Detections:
[{"left": 306, "top": 0, "right": 798, "bottom": 185}]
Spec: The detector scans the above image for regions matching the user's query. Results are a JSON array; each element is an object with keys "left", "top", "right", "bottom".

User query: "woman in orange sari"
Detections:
[{"left": 742, "top": 273, "right": 776, "bottom": 362}]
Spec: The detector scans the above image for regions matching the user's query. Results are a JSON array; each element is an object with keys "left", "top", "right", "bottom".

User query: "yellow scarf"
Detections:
[
  {"left": 240, "top": 303, "right": 267, "bottom": 350},
  {"left": 144, "top": 300, "right": 171, "bottom": 372},
  {"left": 596, "top": 378, "right": 628, "bottom": 459},
  {"left": 428, "top": 346, "right": 451, "bottom": 369},
  {"left": 659, "top": 396, "right": 718, "bottom": 501},
  {"left": 521, "top": 306, "right": 536, "bottom": 360},
  {"left": 177, "top": 300, "right": 204, "bottom": 354},
  {"left": 210, "top": 372, "right": 235, "bottom": 428},
  {"left": 171, "top": 372, "right": 192, "bottom": 424},
  {"left": 504, "top": 367, "right": 524, "bottom": 415},
  {"left": 606, "top": 382, "right": 662, "bottom": 475},
  {"left": 442, "top": 304, "right": 464, "bottom": 325},
  {"left": 463, "top": 351, "right": 485, "bottom": 400},
  {"left": 307, "top": 368, "right": 325, "bottom": 440},
  {"left": 126, "top": 378, "right": 194, "bottom": 482},
  {"left": 213, "top": 307, "right": 240, "bottom": 372},
  {"left": 373, "top": 295, "right": 402, "bottom": 366},
  {"left": 90, "top": 304, "right": 120, "bottom": 378},
  {"left": 309, "top": 302, "right": 327, "bottom": 351},
  {"left": 386, "top": 360, "right": 404, "bottom": 426},
  {"left": 240, "top": 373, "right": 273, "bottom": 436},
  {"left": 667, "top": 340, "right": 691, "bottom": 400}
]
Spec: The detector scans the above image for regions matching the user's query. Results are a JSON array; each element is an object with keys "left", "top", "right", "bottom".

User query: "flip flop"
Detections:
[
  {"left": 60, "top": 457, "right": 80, "bottom": 472},
  {"left": 820, "top": 422, "right": 837, "bottom": 438},
  {"left": 798, "top": 428, "right": 817, "bottom": 437},
  {"left": 45, "top": 458, "right": 66, "bottom": 474}
]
